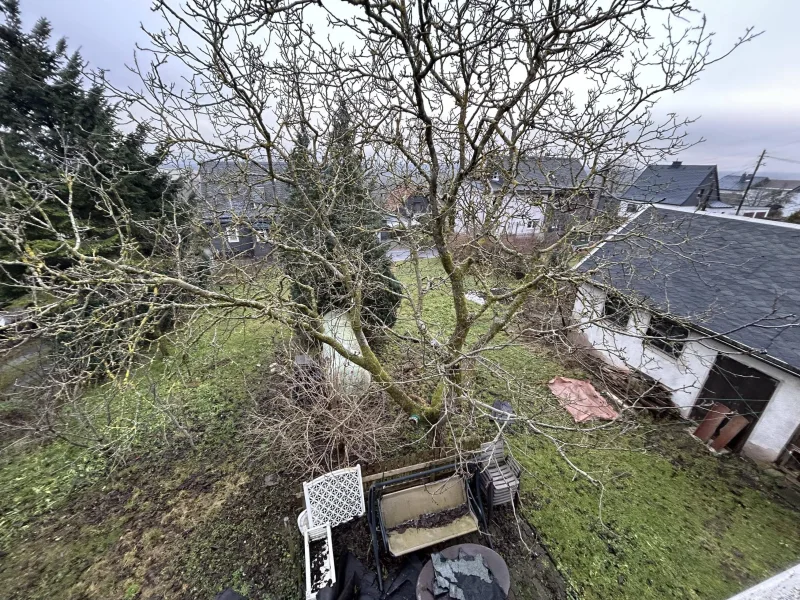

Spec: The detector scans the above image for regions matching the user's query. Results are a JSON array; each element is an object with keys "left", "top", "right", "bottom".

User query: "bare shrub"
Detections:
[{"left": 249, "top": 353, "right": 406, "bottom": 477}]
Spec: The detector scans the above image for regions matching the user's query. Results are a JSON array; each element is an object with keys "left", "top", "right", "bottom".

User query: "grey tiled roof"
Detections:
[
  {"left": 579, "top": 207, "right": 800, "bottom": 371},
  {"left": 492, "top": 157, "right": 589, "bottom": 190},
  {"left": 622, "top": 163, "right": 717, "bottom": 206},
  {"left": 198, "top": 160, "right": 290, "bottom": 223},
  {"left": 719, "top": 173, "right": 768, "bottom": 191}
]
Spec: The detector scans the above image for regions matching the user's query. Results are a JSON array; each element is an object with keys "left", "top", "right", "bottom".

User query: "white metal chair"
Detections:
[
  {"left": 303, "top": 464, "right": 366, "bottom": 529},
  {"left": 301, "top": 465, "right": 366, "bottom": 599},
  {"left": 477, "top": 439, "right": 522, "bottom": 520}
]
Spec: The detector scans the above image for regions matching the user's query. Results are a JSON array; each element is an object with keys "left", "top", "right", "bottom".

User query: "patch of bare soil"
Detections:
[{"left": 0, "top": 446, "right": 305, "bottom": 600}]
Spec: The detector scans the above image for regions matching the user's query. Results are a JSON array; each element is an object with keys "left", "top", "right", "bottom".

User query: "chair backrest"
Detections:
[
  {"left": 479, "top": 439, "right": 506, "bottom": 468},
  {"left": 303, "top": 465, "right": 366, "bottom": 529}
]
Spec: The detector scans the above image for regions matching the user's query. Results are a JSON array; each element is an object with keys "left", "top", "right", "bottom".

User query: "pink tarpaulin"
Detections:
[{"left": 548, "top": 377, "right": 619, "bottom": 423}]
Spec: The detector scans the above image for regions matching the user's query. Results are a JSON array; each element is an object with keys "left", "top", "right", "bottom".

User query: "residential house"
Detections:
[
  {"left": 573, "top": 206, "right": 800, "bottom": 463},
  {"left": 457, "top": 156, "right": 594, "bottom": 239},
  {"left": 197, "top": 161, "right": 290, "bottom": 258},
  {"left": 719, "top": 173, "right": 800, "bottom": 218},
  {"left": 383, "top": 185, "right": 430, "bottom": 218},
  {"left": 618, "top": 161, "right": 733, "bottom": 215},
  {"left": 377, "top": 185, "right": 431, "bottom": 242}
]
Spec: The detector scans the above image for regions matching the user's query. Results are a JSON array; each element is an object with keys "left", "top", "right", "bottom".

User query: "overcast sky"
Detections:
[{"left": 21, "top": 0, "right": 800, "bottom": 176}]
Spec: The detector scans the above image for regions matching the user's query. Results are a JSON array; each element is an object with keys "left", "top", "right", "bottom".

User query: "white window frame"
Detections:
[
  {"left": 226, "top": 226, "right": 240, "bottom": 243},
  {"left": 644, "top": 315, "right": 688, "bottom": 359}
]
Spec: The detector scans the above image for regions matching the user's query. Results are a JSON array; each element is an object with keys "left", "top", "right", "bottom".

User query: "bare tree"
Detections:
[{"left": 0, "top": 0, "right": 763, "bottom": 463}]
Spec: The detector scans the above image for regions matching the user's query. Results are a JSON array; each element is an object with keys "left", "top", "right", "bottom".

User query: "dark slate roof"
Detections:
[
  {"left": 491, "top": 157, "right": 589, "bottom": 190},
  {"left": 198, "top": 160, "right": 290, "bottom": 223},
  {"left": 622, "top": 163, "right": 717, "bottom": 206},
  {"left": 579, "top": 207, "right": 800, "bottom": 371},
  {"left": 719, "top": 173, "right": 769, "bottom": 192}
]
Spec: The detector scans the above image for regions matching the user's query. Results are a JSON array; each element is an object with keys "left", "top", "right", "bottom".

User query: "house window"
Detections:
[
  {"left": 645, "top": 316, "right": 688, "bottom": 358},
  {"left": 226, "top": 226, "right": 239, "bottom": 243},
  {"left": 526, "top": 219, "right": 539, "bottom": 229},
  {"left": 626, "top": 202, "right": 640, "bottom": 213},
  {"left": 603, "top": 292, "right": 631, "bottom": 329}
]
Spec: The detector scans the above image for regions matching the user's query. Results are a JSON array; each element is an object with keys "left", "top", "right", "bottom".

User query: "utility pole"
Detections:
[{"left": 736, "top": 149, "right": 766, "bottom": 215}]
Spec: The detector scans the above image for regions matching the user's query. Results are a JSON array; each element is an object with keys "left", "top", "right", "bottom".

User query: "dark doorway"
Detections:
[{"left": 693, "top": 355, "right": 778, "bottom": 452}]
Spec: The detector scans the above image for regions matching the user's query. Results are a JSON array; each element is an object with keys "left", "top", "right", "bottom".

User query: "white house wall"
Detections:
[
  {"left": 573, "top": 283, "right": 800, "bottom": 463},
  {"left": 572, "top": 283, "right": 718, "bottom": 414},
  {"left": 721, "top": 348, "right": 800, "bottom": 463},
  {"left": 456, "top": 183, "right": 546, "bottom": 237}
]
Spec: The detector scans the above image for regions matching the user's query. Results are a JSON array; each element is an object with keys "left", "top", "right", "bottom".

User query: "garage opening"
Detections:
[{"left": 692, "top": 355, "right": 778, "bottom": 452}]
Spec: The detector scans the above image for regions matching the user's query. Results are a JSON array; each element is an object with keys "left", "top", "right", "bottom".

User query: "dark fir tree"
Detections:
[
  {"left": 0, "top": 0, "right": 178, "bottom": 303},
  {"left": 283, "top": 104, "right": 401, "bottom": 337}
]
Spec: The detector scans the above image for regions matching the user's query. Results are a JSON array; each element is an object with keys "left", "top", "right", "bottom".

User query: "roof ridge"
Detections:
[
  {"left": 649, "top": 163, "right": 715, "bottom": 168},
  {"left": 654, "top": 204, "right": 800, "bottom": 230}
]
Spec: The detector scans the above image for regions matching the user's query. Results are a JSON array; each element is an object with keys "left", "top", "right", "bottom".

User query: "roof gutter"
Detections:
[
  {"left": 686, "top": 321, "right": 800, "bottom": 380},
  {"left": 583, "top": 278, "right": 800, "bottom": 379}
]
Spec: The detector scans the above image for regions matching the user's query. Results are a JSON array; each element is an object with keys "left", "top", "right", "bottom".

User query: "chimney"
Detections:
[
  {"left": 739, "top": 172, "right": 749, "bottom": 183},
  {"left": 671, "top": 161, "right": 682, "bottom": 168}
]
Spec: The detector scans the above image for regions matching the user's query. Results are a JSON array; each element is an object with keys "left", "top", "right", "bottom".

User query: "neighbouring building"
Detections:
[
  {"left": 572, "top": 206, "right": 800, "bottom": 464},
  {"left": 382, "top": 185, "right": 430, "bottom": 218},
  {"left": 719, "top": 173, "right": 800, "bottom": 218},
  {"left": 618, "top": 161, "right": 734, "bottom": 215},
  {"left": 457, "top": 156, "right": 595, "bottom": 239},
  {"left": 197, "top": 161, "right": 290, "bottom": 258},
  {"left": 378, "top": 185, "right": 430, "bottom": 242}
]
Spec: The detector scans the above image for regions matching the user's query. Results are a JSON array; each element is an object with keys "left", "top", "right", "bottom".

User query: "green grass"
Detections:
[
  {"left": 515, "top": 426, "right": 800, "bottom": 600},
  {"left": 491, "top": 341, "right": 800, "bottom": 599},
  {"left": 392, "top": 258, "right": 800, "bottom": 600},
  {"left": 0, "top": 257, "right": 798, "bottom": 600},
  {"left": 0, "top": 321, "right": 295, "bottom": 598}
]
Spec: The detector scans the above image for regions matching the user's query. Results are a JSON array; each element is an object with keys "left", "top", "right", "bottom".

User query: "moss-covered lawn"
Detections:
[
  {"left": 0, "top": 315, "right": 306, "bottom": 599},
  {"left": 0, "top": 257, "right": 798, "bottom": 599},
  {"left": 392, "top": 258, "right": 800, "bottom": 599}
]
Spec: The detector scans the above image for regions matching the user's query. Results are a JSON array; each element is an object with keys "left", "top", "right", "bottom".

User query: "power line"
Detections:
[
  {"left": 765, "top": 155, "right": 800, "bottom": 165},
  {"left": 768, "top": 139, "right": 800, "bottom": 150}
]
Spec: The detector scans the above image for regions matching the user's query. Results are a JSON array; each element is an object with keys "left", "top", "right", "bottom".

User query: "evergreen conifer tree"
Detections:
[
  {"left": 283, "top": 103, "right": 401, "bottom": 336},
  {"left": 0, "top": 0, "right": 178, "bottom": 303}
]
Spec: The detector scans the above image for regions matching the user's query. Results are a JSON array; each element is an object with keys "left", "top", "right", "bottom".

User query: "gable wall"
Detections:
[{"left": 573, "top": 282, "right": 800, "bottom": 462}]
